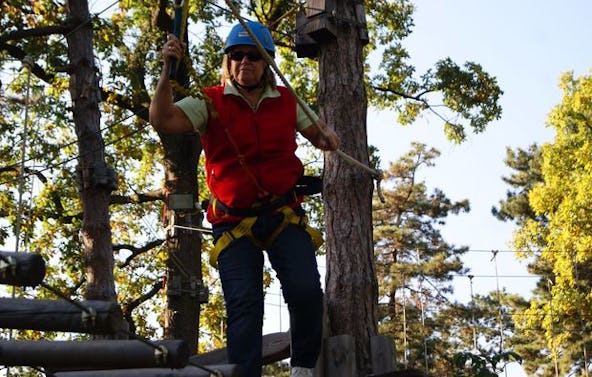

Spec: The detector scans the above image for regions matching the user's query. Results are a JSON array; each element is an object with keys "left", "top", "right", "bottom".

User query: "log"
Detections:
[
  {"left": 54, "top": 365, "right": 238, "bottom": 377},
  {"left": 0, "top": 251, "right": 45, "bottom": 287},
  {"left": 0, "top": 298, "right": 124, "bottom": 334},
  {"left": 52, "top": 364, "right": 239, "bottom": 377},
  {"left": 189, "top": 331, "right": 290, "bottom": 366},
  {"left": 0, "top": 339, "right": 188, "bottom": 369}
]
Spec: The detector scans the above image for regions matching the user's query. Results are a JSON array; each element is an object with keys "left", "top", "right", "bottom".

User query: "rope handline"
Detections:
[
  {"left": 170, "top": 224, "right": 213, "bottom": 234},
  {"left": 39, "top": 282, "right": 95, "bottom": 316},
  {"left": 221, "top": 0, "right": 385, "bottom": 202}
]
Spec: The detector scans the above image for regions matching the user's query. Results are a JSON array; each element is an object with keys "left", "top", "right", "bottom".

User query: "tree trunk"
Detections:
[
  {"left": 318, "top": 0, "right": 378, "bottom": 374},
  {"left": 66, "top": 0, "right": 116, "bottom": 302},
  {"left": 160, "top": 133, "right": 203, "bottom": 355}
]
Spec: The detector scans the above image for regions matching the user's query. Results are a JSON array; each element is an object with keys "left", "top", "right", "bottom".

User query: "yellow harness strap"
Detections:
[{"left": 209, "top": 206, "right": 324, "bottom": 268}]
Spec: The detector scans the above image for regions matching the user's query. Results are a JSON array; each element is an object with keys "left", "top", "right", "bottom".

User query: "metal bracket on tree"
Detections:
[
  {"left": 76, "top": 161, "right": 118, "bottom": 191},
  {"left": 166, "top": 274, "right": 209, "bottom": 303}
]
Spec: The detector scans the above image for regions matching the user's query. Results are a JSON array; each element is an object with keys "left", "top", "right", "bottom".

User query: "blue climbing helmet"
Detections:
[{"left": 224, "top": 21, "right": 275, "bottom": 57}]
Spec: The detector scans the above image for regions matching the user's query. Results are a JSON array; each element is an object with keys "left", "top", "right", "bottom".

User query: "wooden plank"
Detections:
[
  {"left": 324, "top": 334, "right": 356, "bottom": 377},
  {"left": 53, "top": 365, "right": 239, "bottom": 377},
  {"left": 189, "top": 331, "right": 290, "bottom": 366},
  {"left": 370, "top": 336, "right": 395, "bottom": 374},
  {"left": 0, "top": 339, "right": 188, "bottom": 369},
  {"left": 306, "top": 0, "right": 326, "bottom": 17},
  {"left": 367, "top": 369, "right": 429, "bottom": 377},
  {"left": 0, "top": 297, "right": 124, "bottom": 334},
  {"left": 0, "top": 251, "right": 45, "bottom": 286}
]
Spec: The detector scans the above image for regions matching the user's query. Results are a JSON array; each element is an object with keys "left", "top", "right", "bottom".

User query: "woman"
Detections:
[{"left": 149, "top": 20, "right": 339, "bottom": 377}]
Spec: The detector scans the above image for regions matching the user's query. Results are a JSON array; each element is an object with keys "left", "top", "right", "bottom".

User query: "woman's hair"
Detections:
[{"left": 220, "top": 53, "right": 277, "bottom": 89}]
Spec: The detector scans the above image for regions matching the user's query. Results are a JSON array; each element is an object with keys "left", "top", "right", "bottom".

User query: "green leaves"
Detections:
[
  {"left": 453, "top": 350, "right": 522, "bottom": 377},
  {"left": 498, "top": 71, "right": 592, "bottom": 376}
]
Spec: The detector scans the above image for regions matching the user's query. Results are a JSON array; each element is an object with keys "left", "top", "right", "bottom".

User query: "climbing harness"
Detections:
[
  {"left": 221, "top": 0, "right": 385, "bottom": 202},
  {"left": 209, "top": 205, "right": 323, "bottom": 268},
  {"left": 204, "top": 176, "right": 324, "bottom": 268}
]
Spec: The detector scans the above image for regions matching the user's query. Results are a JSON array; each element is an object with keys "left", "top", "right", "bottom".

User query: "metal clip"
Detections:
[
  {"left": 81, "top": 307, "right": 97, "bottom": 329},
  {"left": 154, "top": 344, "right": 168, "bottom": 366}
]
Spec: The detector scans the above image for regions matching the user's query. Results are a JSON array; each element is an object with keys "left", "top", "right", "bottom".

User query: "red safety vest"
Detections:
[{"left": 201, "top": 84, "right": 304, "bottom": 223}]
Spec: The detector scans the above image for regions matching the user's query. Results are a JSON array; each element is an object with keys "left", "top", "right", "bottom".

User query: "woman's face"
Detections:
[{"left": 228, "top": 45, "right": 267, "bottom": 87}]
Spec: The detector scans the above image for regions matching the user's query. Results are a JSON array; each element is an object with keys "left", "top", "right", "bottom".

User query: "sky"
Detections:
[
  {"left": 369, "top": 0, "right": 592, "bottom": 301},
  {"left": 76, "top": 0, "right": 592, "bottom": 375},
  {"left": 264, "top": 1, "right": 592, "bottom": 375}
]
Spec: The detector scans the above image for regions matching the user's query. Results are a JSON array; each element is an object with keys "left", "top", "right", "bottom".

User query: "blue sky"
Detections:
[
  {"left": 367, "top": 0, "right": 592, "bottom": 301},
  {"left": 364, "top": 2, "right": 591, "bottom": 374},
  {"left": 87, "top": 0, "right": 591, "bottom": 373}
]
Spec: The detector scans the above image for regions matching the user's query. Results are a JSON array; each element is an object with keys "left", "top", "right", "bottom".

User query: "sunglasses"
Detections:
[{"left": 229, "top": 51, "right": 263, "bottom": 62}]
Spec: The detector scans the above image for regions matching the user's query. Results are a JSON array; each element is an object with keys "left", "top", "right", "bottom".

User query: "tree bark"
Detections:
[
  {"left": 160, "top": 133, "right": 203, "bottom": 355},
  {"left": 318, "top": 0, "right": 378, "bottom": 374},
  {"left": 66, "top": 0, "right": 116, "bottom": 303}
]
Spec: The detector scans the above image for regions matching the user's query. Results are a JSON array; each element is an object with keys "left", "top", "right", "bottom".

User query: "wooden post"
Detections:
[
  {"left": 324, "top": 334, "right": 357, "bottom": 377},
  {"left": 371, "top": 336, "right": 396, "bottom": 374}
]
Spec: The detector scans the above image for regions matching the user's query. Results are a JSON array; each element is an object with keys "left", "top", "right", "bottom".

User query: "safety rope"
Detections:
[{"left": 221, "top": 0, "right": 385, "bottom": 202}]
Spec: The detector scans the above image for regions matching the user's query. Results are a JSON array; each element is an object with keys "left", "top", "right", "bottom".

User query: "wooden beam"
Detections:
[
  {"left": 366, "top": 369, "right": 429, "bottom": 377},
  {"left": 52, "top": 364, "right": 239, "bottom": 377},
  {"left": 189, "top": 331, "right": 290, "bottom": 366},
  {"left": 0, "top": 297, "right": 124, "bottom": 334},
  {"left": 0, "top": 339, "right": 188, "bottom": 369}
]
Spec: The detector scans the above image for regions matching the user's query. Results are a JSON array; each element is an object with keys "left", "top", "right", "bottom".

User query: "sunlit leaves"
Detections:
[{"left": 506, "top": 71, "right": 592, "bottom": 376}]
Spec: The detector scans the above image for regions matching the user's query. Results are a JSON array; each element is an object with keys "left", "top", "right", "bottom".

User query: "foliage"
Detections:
[
  {"left": 0, "top": 0, "right": 503, "bottom": 368},
  {"left": 495, "top": 71, "right": 592, "bottom": 376},
  {"left": 373, "top": 143, "right": 471, "bottom": 375},
  {"left": 453, "top": 350, "right": 522, "bottom": 377},
  {"left": 365, "top": 2, "right": 503, "bottom": 143},
  {"left": 492, "top": 144, "right": 545, "bottom": 228}
]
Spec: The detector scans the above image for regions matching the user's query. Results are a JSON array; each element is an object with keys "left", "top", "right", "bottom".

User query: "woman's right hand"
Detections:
[{"left": 162, "top": 34, "right": 185, "bottom": 62}]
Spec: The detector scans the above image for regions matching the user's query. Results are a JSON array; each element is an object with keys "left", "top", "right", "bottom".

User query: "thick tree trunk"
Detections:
[
  {"left": 152, "top": 3, "right": 203, "bottom": 355},
  {"left": 66, "top": 0, "right": 116, "bottom": 302},
  {"left": 160, "top": 133, "right": 203, "bottom": 355},
  {"left": 318, "top": 0, "right": 378, "bottom": 374}
]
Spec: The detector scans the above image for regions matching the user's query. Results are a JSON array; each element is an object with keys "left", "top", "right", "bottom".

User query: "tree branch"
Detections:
[
  {"left": 120, "top": 280, "right": 163, "bottom": 334},
  {"left": 115, "top": 239, "right": 164, "bottom": 268},
  {"left": 110, "top": 188, "right": 165, "bottom": 205}
]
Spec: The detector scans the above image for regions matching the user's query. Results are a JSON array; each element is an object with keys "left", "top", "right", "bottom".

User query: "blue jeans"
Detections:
[{"left": 214, "top": 209, "right": 323, "bottom": 377}]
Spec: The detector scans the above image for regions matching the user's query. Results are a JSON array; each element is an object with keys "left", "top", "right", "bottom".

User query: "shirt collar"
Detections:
[{"left": 223, "top": 79, "right": 280, "bottom": 100}]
